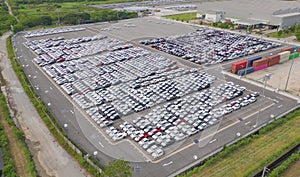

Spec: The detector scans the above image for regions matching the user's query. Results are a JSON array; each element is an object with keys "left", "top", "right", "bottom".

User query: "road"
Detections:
[
  {"left": 12, "top": 17, "right": 300, "bottom": 177},
  {"left": 0, "top": 32, "right": 90, "bottom": 177}
]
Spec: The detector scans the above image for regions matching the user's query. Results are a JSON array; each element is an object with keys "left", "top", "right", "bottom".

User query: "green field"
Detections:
[
  {"left": 164, "top": 13, "right": 197, "bottom": 22},
  {"left": 267, "top": 31, "right": 295, "bottom": 38},
  {"left": 7, "top": 0, "right": 137, "bottom": 32},
  {"left": 181, "top": 109, "right": 300, "bottom": 177},
  {"left": 0, "top": 2, "right": 17, "bottom": 35}
]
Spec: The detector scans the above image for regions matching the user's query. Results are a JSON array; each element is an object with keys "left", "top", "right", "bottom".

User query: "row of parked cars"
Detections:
[
  {"left": 140, "top": 29, "right": 281, "bottom": 66},
  {"left": 28, "top": 35, "right": 121, "bottom": 67},
  {"left": 25, "top": 33, "right": 262, "bottom": 159},
  {"left": 26, "top": 35, "right": 217, "bottom": 129},
  {"left": 103, "top": 81, "right": 259, "bottom": 159},
  {"left": 24, "top": 27, "right": 86, "bottom": 38}
]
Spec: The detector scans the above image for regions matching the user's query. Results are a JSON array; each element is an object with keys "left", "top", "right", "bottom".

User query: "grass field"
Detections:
[
  {"left": 266, "top": 31, "right": 295, "bottom": 38},
  {"left": 181, "top": 110, "right": 300, "bottom": 177},
  {"left": 164, "top": 13, "right": 197, "bottom": 22},
  {"left": 14, "top": 2, "right": 105, "bottom": 20}
]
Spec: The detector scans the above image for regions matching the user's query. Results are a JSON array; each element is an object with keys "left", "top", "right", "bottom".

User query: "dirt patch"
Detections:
[
  {"left": 282, "top": 158, "right": 300, "bottom": 177},
  {"left": 0, "top": 108, "right": 31, "bottom": 177}
]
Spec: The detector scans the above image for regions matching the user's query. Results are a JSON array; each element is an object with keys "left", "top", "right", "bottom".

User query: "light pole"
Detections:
[
  {"left": 93, "top": 151, "right": 98, "bottom": 161},
  {"left": 254, "top": 73, "right": 271, "bottom": 128},
  {"left": 284, "top": 49, "right": 297, "bottom": 91},
  {"left": 63, "top": 123, "right": 68, "bottom": 134}
]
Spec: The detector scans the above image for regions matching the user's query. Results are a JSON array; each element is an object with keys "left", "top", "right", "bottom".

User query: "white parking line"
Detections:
[
  {"left": 245, "top": 121, "right": 251, "bottom": 125},
  {"left": 209, "top": 138, "right": 217, "bottom": 144},
  {"left": 162, "top": 161, "right": 173, "bottom": 167},
  {"left": 98, "top": 142, "right": 104, "bottom": 148}
]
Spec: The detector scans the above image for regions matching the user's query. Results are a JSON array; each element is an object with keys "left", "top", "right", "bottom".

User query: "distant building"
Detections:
[
  {"left": 204, "top": 10, "right": 225, "bottom": 22},
  {"left": 197, "top": 0, "right": 300, "bottom": 30},
  {"left": 122, "top": 6, "right": 156, "bottom": 16},
  {"left": 274, "top": 12, "right": 300, "bottom": 30}
]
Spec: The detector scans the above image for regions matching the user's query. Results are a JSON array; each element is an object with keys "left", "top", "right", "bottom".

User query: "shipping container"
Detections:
[
  {"left": 279, "top": 51, "right": 290, "bottom": 63},
  {"left": 237, "top": 67, "right": 254, "bottom": 76},
  {"left": 267, "top": 55, "right": 280, "bottom": 67},
  {"left": 254, "top": 63, "right": 268, "bottom": 71},
  {"left": 232, "top": 60, "right": 248, "bottom": 74},
  {"left": 289, "top": 52, "right": 299, "bottom": 60},
  {"left": 252, "top": 58, "right": 268, "bottom": 67},
  {"left": 294, "top": 46, "right": 299, "bottom": 52},
  {"left": 281, "top": 46, "right": 294, "bottom": 53},
  {"left": 247, "top": 56, "right": 262, "bottom": 66}
]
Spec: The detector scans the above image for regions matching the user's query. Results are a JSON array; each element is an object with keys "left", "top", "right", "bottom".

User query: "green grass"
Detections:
[
  {"left": 269, "top": 149, "right": 300, "bottom": 177},
  {"left": 164, "top": 13, "right": 196, "bottom": 22},
  {"left": 180, "top": 109, "right": 300, "bottom": 177},
  {"left": 267, "top": 31, "right": 295, "bottom": 38},
  {"left": 8, "top": 0, "right": 137, "bottom": 31}
]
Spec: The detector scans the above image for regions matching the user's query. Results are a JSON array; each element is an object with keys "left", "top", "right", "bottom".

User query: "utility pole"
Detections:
[
  {"left": 285, "top": 49, "right": 297, "bottom": 91},
  {"left": 254, "top": 73, "right": 271, "bottom": 128}
]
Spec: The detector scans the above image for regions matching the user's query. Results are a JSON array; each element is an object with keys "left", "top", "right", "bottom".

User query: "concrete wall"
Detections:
[{"left": 279, "top": 13, "right": 300, "bottom": 30}]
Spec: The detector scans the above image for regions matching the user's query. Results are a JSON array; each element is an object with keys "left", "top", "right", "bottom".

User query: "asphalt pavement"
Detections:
[{"left": 12, "top": 17, "right": 300, "bottom": 177}]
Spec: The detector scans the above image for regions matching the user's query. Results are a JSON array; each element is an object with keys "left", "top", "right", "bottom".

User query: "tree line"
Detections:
[
  {"left": 13, "top": 10, "right": 137, "bottom": 33},
  {"left": 12, "top": 0, "right": 116, "bottom": 5}
]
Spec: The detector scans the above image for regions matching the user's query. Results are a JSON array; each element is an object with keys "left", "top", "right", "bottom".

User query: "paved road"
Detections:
[
  {"left": 0, "top": 32, "right": 90, "bottom": 177},
  {"left": 12, "top": 17, "right": 300, "bottom": 177}
]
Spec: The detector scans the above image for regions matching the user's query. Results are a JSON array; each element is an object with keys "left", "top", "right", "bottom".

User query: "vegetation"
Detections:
[
  {"left": 104, "top": 159, "right": 132, "bottom": 177},
  {"left": 6, "top": 36, "right": 104, "bottom": 176},
  {"left": 8, "top": 0, "right": 137, "bottom": 32},
  {"left": 0, "top": 1, "right": 17, "bottom": 35},
  {"left": 0, "top": 95, "right": 17, "bottom": 176},
  {"left": 0, "top": 93, "right": 37, "bottom": 176},
  {"left": 180, "top": 108, "right": 300, "bottom": 177},
  {"left": 11, "top": 0, "right": 141, "bottom": 5},
  {"left": 164, "top": 13, "right": 196, "bottom": 22},
  {"left": 210, "top": 22, "right": 234, "bottom": 29},
  {"left": 269, "top": 149, "right": 300, "bottom": 177},
  {"left": 267, "top": 23, "right": 300, "bottom": 41}
]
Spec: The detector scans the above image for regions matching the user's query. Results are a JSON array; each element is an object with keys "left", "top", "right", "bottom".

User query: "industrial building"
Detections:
[{"left": 197, "top": 0, "right": 300, "bottom": 30}]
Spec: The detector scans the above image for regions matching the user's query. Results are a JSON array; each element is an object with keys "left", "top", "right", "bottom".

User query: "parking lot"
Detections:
[
  {"left": 140, "top": 29, "right": 281, "bottom": 66},
  {"left": 13, "top": 17, "right": 299, "bottom": 177}
]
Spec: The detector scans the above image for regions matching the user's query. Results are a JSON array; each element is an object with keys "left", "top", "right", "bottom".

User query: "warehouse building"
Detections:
[
  {"left": 197, "top": 0, "right": 300, "bottom": 30},
  {"left": 204, "top": 10, "right": 225, "bottom": 22}
]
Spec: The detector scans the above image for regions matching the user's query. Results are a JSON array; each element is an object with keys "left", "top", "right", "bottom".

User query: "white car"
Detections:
[
  {"left": 112, "top": 132, "right": 126, "bottom": 141},
  {"left": 147, "top": 145, "right": 159, "bottom": 154},
  {"left": 151, "top": 148, "right": 164, "bottom": 159}
]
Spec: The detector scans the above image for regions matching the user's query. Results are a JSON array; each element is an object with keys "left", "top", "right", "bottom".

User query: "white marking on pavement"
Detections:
[
  {"left": 98, "top": 142, "right": 104, "bottom": 148},
  {"left": 245, "top": 121, "right": 251, "bottom": 125},
  {"left": 162, "top": 161, "right": 173, "bottom": 167},
  {"left": 209, "top": 138, "right": 217, "bottom": 144}
]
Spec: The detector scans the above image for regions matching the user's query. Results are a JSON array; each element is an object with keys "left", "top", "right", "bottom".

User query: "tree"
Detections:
[
  {"left": 104, "top": 159, "right": 132, "bottom": 177},
  {"left": 277, "top": 30, "right": 282, "bottom": 37}
]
